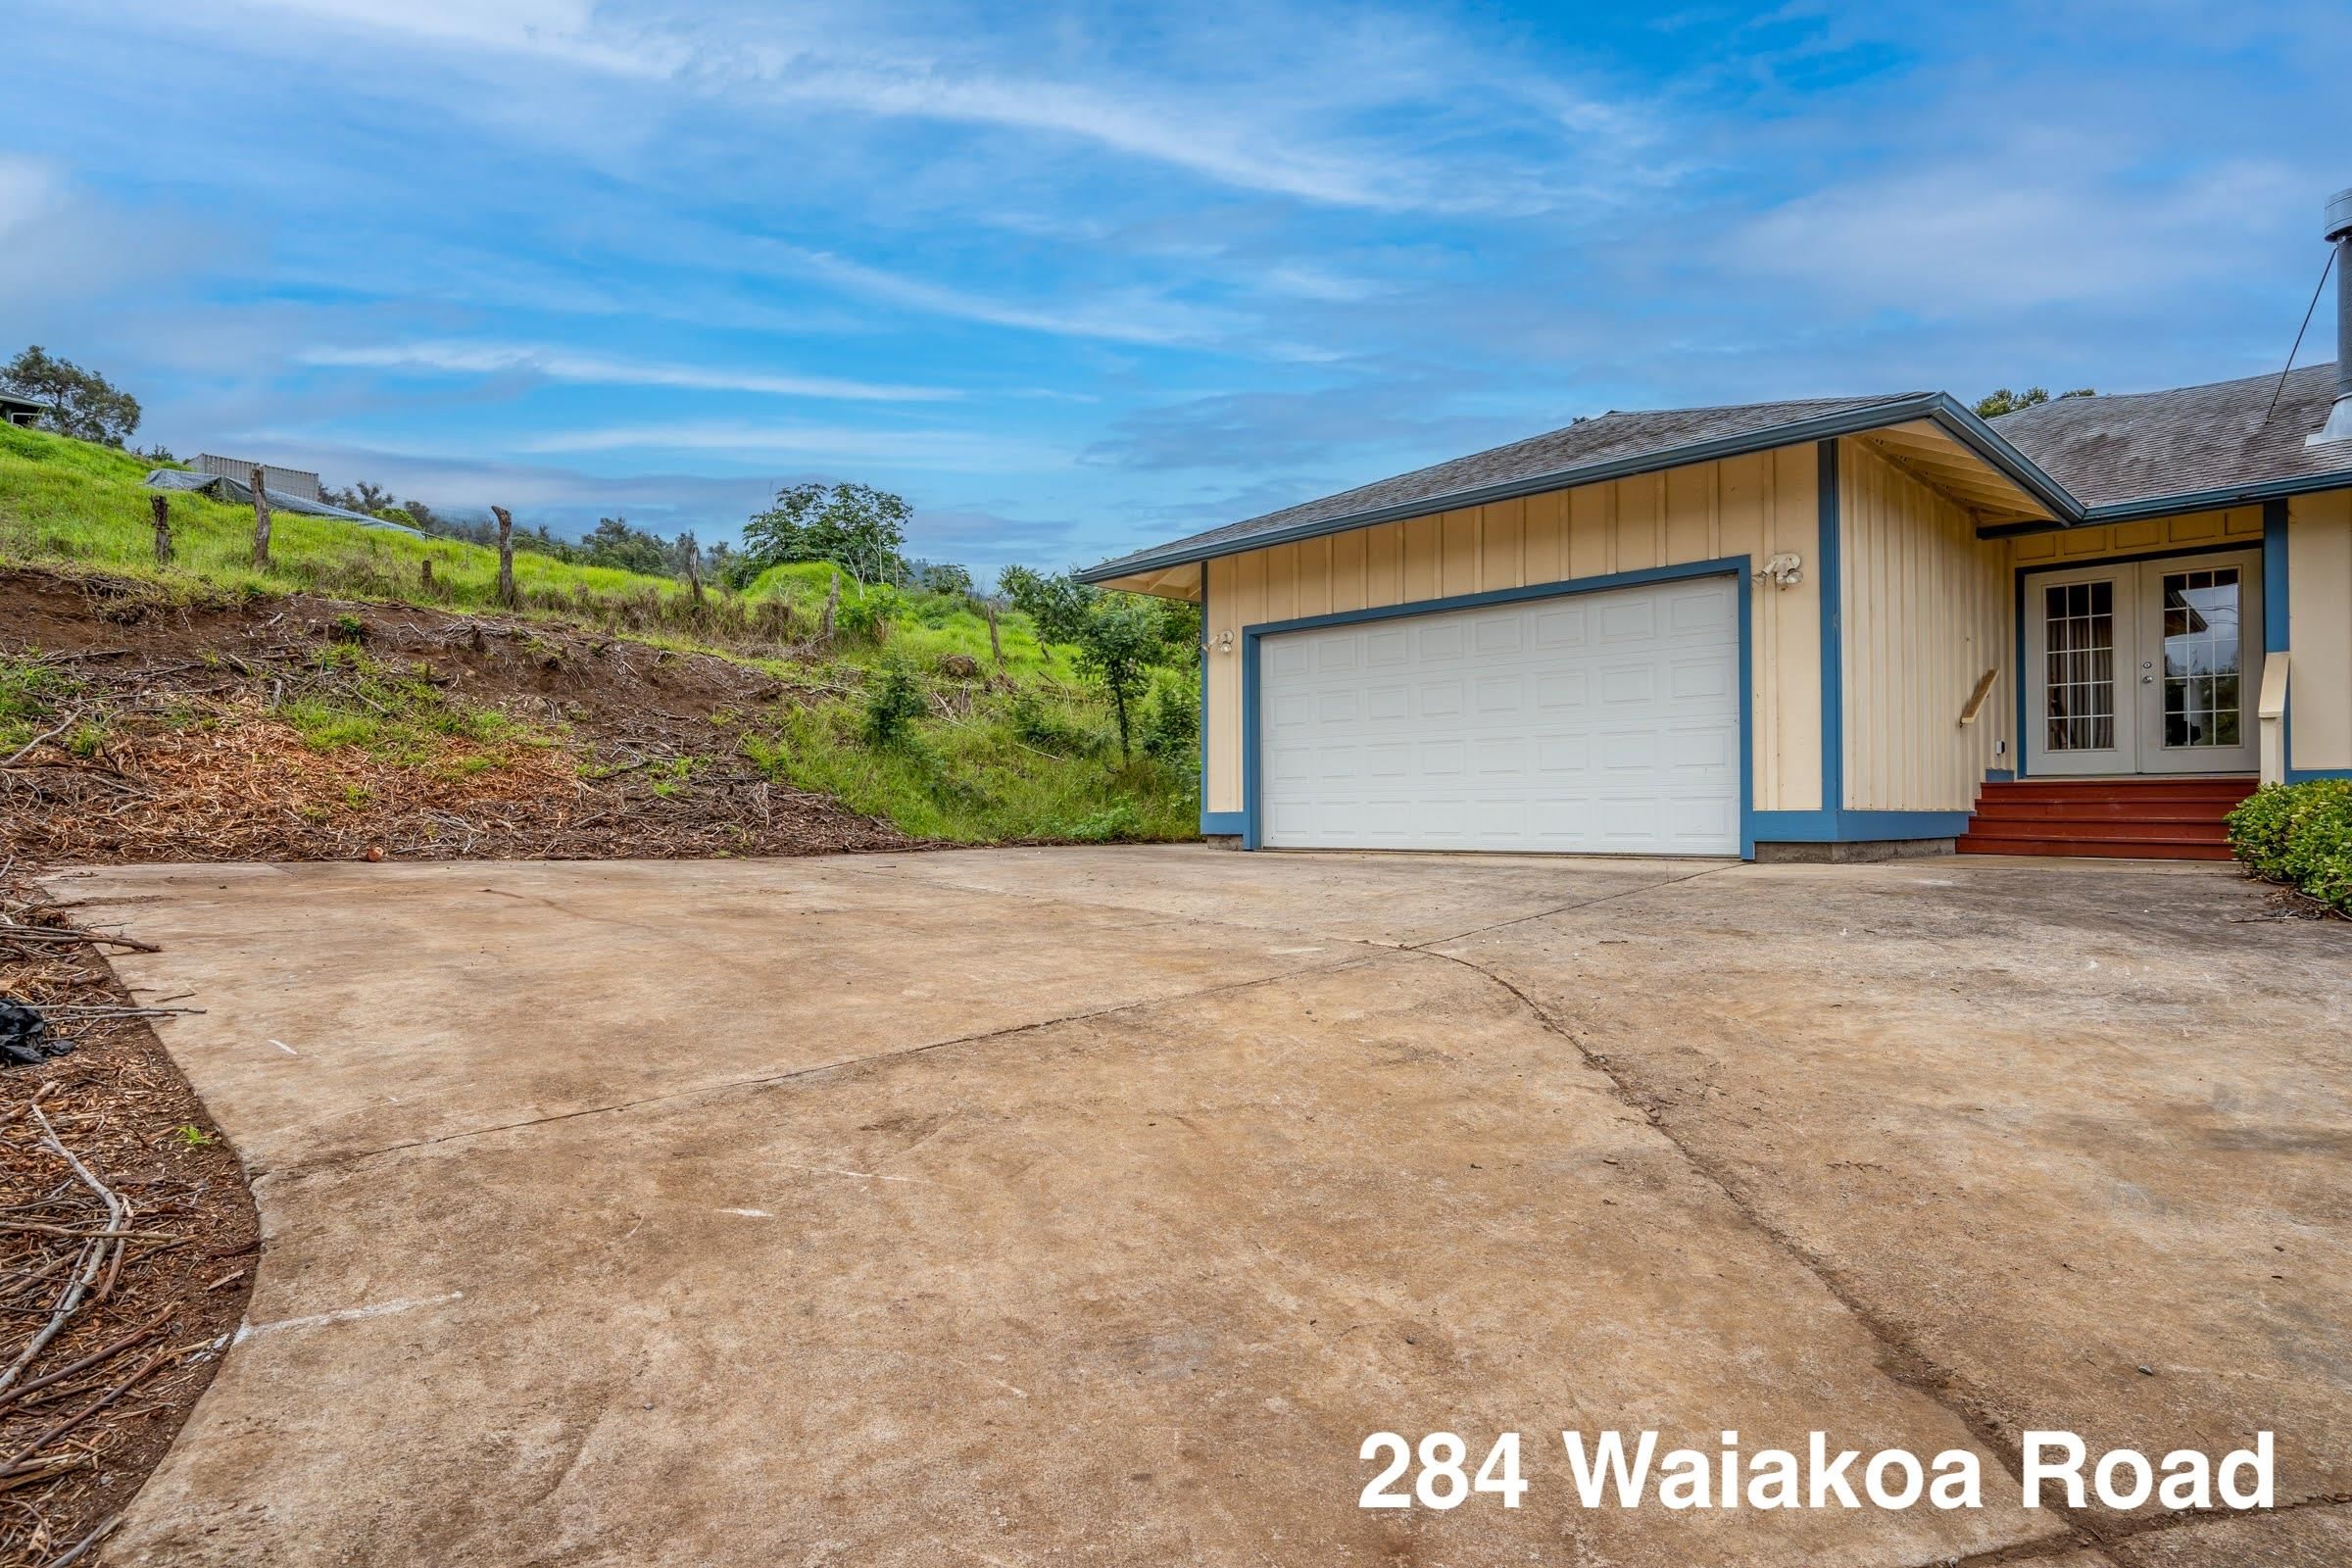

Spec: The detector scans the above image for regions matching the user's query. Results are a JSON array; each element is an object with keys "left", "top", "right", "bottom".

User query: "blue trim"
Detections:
[
  {"left": 1984, "top": 768, "right": 2015, "bottom": 783},
  {"left": 1817, "top": 439, "right": 1844, "bottom": 814},
  {"left": 1237, "top": 558, "right": 1754, "bottom": 857},
  {"left": 1200, "top": 811, "right": 1245, "bottom": 834},
  {"left": 2013, "top": 538, "right": 2271, "bottom": 781},
  {"left": 2264, "top": 499, "right": 2293, "bottom": 776},
  {"left": 2014, "top": 565, "right": 2029, "bottom": 779},
  {"left": 1751, "top": 809, "right": 1972, "bottom": 842},
  {"left": 2286, "top": 769, "right": 2352, "bottom": 781},
  {"left": 2264, "top": 500, "right": 2290, "bottom": 653},
  {"left": 1197, "top": 562, "right": 1210, "bottom": 833}
]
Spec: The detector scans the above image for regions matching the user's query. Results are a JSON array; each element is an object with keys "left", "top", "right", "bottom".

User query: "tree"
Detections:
[
  {"left": 911, "top": 560, "right": 973, "bottom": 595},
  {"left": 742, "top": 481, "right": 911, "bottom": 583},
  {"left": 580, "top": 515, "right": 668, "bottom": 575},
  {"left": 2, "top": 346, "right": 141, "bottom": 446},
  {"left": 1976, "top": 385, "right": 2095, "bottom": 419},
  {"left": 998, "top": 566, "right": 1100, "bottom": 648},
  {"left": 1075, "top": 596, "right": 1160, "bottom": 762},
  {"left": 323, "top": 478, "right": 398, "bottom": 514}
]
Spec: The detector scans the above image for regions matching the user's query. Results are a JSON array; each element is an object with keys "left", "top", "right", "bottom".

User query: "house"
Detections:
[
  {"left": 1078, "top": 192, "right": 2352, "bottom": 862},
  {"left": 191, "top": 453, "right": 323, "bottom": 504},
  {"left": 0, "top": 392, "right": 42, "bottom": 427}
]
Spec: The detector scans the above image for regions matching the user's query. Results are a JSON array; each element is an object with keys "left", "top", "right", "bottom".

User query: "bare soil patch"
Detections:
[{"left": 0, "top": 566, "right": 908, "bottom": 862}]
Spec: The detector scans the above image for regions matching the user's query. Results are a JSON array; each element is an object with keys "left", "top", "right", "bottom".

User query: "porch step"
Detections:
[{"left": 1954, "top": 777, "right": 2253, "bottom": 860}]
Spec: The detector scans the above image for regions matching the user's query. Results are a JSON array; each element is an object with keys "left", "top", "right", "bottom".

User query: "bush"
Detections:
[
  {"left": 2226, "top": 779, "right": 2352, "bottom": 911},
  {"left": 1063, "top": 802, "right": 1143, "bottom": 842},
  {"left": 1139, "top": 668, "right": 1200, "bottom": 767},
  {"left": 1006, "top": 690, "right": 1101, "bottom": 756},
  {"left": 836, "top": 582, "right": 900, "bottom": 643},
  {"left": 860, "top": 659, "right": 927, "bottom": 746}
]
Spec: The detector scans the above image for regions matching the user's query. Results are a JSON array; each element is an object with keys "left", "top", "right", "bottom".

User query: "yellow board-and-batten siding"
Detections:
[
  {"left": 1200, "top": 444, "right": 1827, "bottom": 818},
  {"left": 1838, "top": 440, "right": 2015, "bottom": 813}
]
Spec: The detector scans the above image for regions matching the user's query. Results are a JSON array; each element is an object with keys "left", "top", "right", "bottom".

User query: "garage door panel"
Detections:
[
  {"left": 1600, "top": 664, "right": 1656, "bottom": 706},
  {"left": 1532, "top": 606, "right": 1587, "bottom": 648},
  {"left": 1258, "top": 577, "right": 1740, "bottom": 856}
]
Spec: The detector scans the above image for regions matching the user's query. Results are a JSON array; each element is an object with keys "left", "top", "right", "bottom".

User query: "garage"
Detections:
[{"left": 1254, "top": 573, "right": 1743, "bottom": 854}]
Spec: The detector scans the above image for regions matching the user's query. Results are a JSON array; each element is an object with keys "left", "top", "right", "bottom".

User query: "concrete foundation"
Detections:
[{"left": 1752, "top": 836, "right": 1956, "bottom": 863}]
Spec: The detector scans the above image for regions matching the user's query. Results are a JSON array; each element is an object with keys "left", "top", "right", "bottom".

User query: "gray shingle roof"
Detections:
[
  {"left": 1081, "top": 366, "right": 2352, "bottom": 582},
  {"left": 1084, "top": 394, "right": 1925, "bottom": 581},
  {"left": 1991, "top": 363, "right": 2348, "bottom": 510}
]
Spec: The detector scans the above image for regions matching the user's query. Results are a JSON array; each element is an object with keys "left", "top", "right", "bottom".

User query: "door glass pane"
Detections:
[
  {"left": 2160, "top": 567, "right": 2240, "bottom": 749},
  {"left": 2044, "top": 580, "right": 2115, "bottom": 751}
]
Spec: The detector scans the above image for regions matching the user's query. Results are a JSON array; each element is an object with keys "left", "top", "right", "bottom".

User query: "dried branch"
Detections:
[{"left": 0, "top": 1107, "right": 127, "bottom": 1397}]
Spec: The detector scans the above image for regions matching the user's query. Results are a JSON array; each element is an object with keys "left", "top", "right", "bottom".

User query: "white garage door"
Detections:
[{"left": 1257, "top": 575, "right": 1741, "bottom": 855}]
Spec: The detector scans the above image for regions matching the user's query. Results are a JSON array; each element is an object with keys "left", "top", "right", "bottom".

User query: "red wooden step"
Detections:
[
  {"left": 1961, "top": 819, "right": 2229, "bottom": 845},
  {"left": 1955, "top": 775, "right": 2250, "bottom": 861},
  {"left": 1955, "top": 836, "right": 2237, "bottom": 860},
  {"left": 1969, "top": 802, "right": 2236, "bottom": 825}
]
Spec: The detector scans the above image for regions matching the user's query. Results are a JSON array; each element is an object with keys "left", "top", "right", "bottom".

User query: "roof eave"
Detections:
[
  {"left": 1079, "top": 393, "right": 2082, "bottom": 583},
  {"left": 1975, "top": 466, "right": 2352, "bottom": 537}
]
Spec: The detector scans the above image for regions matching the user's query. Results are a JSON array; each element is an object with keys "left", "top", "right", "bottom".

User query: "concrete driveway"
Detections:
[{"left": 59, "top": 848, "right": 2352, "bottom": 1568}]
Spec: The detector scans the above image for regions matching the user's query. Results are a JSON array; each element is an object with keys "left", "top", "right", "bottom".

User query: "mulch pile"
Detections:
[
  {"left": 0, "top": 567, "right": 909, "bottom": 862},
  {"left": 0, "top": 867, "right": 258, "bottom": 1567}
]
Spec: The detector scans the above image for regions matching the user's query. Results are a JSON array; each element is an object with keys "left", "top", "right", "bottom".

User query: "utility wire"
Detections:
[{"left": 2264, "top": 246, "right": 2337, "bottom": 424}]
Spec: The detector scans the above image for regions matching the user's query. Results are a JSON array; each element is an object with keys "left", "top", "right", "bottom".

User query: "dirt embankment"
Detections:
[
  {"left": 0, "top": 567, "right": 908, "bottom": 863},
  {"left": 0, "top": 868, "right": 259, "bottom": 1567}
]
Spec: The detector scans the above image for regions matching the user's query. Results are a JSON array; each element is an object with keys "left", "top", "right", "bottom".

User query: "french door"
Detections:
[{"left": 2025, "top": 550, "right": 2262, "bottom": 776}]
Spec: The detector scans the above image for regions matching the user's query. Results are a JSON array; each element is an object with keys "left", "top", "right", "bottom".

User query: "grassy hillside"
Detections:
[
  {"left": 0, "top": 423, "right": 696, "bottom": 611},
  {"left": 0, "top": 423, "right": 1199, "bottom": 848}
]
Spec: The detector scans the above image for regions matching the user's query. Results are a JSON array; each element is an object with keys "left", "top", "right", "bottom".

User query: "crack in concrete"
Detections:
[
  {"left": 1932, "top": 1534, "right": 2115, "bottom": 1567},
  {"left": 270, "top": 950, "right": 1393, "bottom": 1178},
  {"left": 1411, "top": 935, "right": 2352, "bottom": 1559},
  {"left": 1403, "top": 940, "right": 2091, "bottom": 1558}
]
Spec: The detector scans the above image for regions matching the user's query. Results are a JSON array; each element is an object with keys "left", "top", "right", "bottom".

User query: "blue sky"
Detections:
[{"left": 6, "top": 1, "right": 2349, "bottom": 579}]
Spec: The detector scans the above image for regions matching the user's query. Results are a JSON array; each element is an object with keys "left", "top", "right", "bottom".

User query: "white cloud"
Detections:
[
  {"left": 123, "top": 0, "right": 1653, "bottom": 216},
  {"left": 775, "top": 247, "right": 1243, "bottom": 347},
  {"left": 750, "top": 64, "right": 1406, "bottom": 211},
  {"left": 517, "top": 419, "right": 1069, "bottom": 471},
  {"left": 299, "top": 340, "right": 958, "bottom": 402},
  {"left": 1726, "top": 156, "right": 2307, "bottom": 316},
  {"left": 0, "top": 153, "right": 234, "bottom": 312}
]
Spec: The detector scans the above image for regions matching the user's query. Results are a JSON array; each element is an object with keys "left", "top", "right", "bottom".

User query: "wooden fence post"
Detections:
[
  {"left": 420, "top": 559, "right": 435, "bottom": 593},
  {"left": 490, "top": 506, "right": 516, "bottom": 608},
  {"left": 150, "top": 494, "right": 172, "bottom": 564},
  {"left": 986, "top": 601, "right": 1004, "bottom": 666},
  {"left": 686, "top": 542, "right": 706, "bottom": 608},
  {"left": 819, "top": 569, "right": 840, "bottom": 642},
  {"left": 248, "top": 466, "right": 272, "bottom": 568}
]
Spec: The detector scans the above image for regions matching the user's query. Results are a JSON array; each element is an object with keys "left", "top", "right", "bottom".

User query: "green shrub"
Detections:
[
  {"left": 860, "top": 659, "right": 927, "bottom": 746},
  {"left": 2226, "top": 779, "right": 2352, "bottom": 912},
  {"left": 1006, "top": 689, "right": 1101, "bottom": 756},
  {"left": 836, "top": 582, "right": 900, "bottom": 642},
  {"left": 1139, "top": 668, "right": 1200, "bottom": 767},
  {"left": 1063, "top": 802, "right": 1143, "bottom": 842}
]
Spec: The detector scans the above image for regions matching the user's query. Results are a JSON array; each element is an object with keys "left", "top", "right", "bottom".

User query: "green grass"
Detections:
[
  {"left": 744, "top": 700, "right": 1193, "bottom": 843},
  {"left": 272, "top": 646, "right": 537, "bottom": 765},
  {"left": 0, "top": 420, "right": 697, "bottom": 613},
  {"left": 0, "top": 655, "right": 81, "bottom": 751},
  {"left": 0, "top": 423, "right": 1201, "bottom": 846}
]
